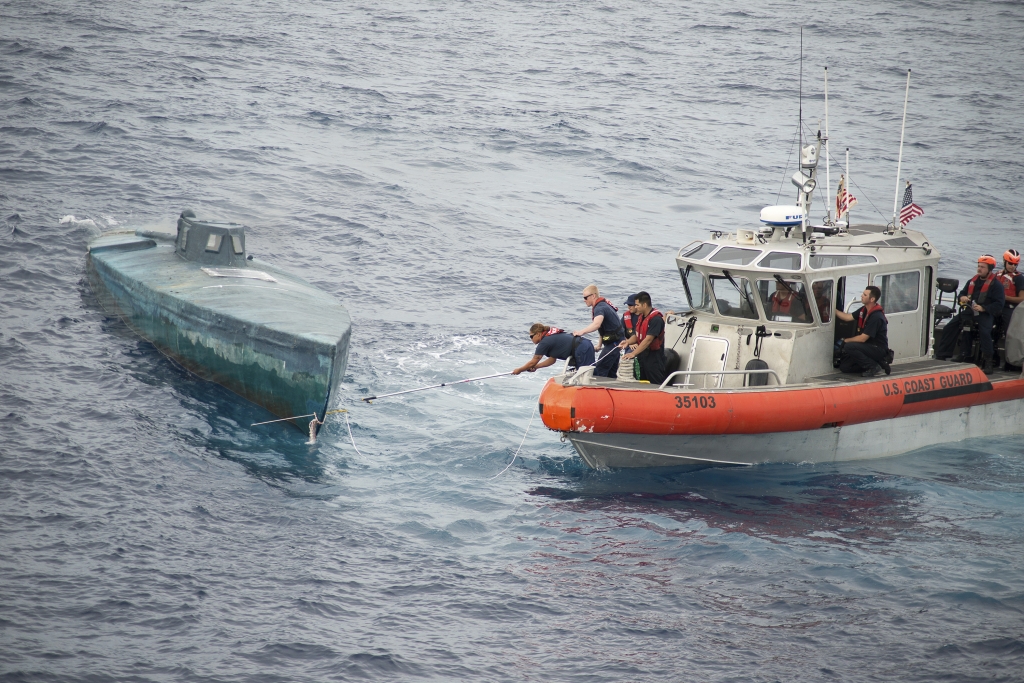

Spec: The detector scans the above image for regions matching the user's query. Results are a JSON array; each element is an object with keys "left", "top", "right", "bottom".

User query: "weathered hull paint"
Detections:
[
  {"left": 568, "top": 398, "right": 1024, "bottom": 469},
  {"left": 87, "top": 233, "right": 350, "bottom": 432}
]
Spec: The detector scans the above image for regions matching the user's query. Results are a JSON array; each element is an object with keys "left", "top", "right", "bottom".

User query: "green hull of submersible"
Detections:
[{"left": 86, "top": 211, "right": 351, "bottom": 434}]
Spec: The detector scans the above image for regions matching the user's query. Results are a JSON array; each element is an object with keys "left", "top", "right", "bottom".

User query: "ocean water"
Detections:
[{"left": 3, "top": 1, "right": 1024, "bottom": 680}]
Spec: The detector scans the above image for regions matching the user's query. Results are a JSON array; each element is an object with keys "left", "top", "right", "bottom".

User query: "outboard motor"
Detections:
[{"left": 175, "top": 209, "right": 247, "bottom": 266}]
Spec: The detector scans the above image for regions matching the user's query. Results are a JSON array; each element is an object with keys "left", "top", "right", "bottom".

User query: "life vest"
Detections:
[
  {"left": 623, "top": 313, "right": 636, "bottom": 334},
  {"left": 544, "top": 327, "right": 564, "bottom": 336},
  {"left": 636, "top": 309, "right": 664, "bottom": 351},
  {"left": 590, "top": 297, "right": 618, "bottom": 316},
  {"left": 591, "top": 297, "right": 623, "bottom": 341},
  {"left": 771, "top": 293, "right": 796, "bottom": 314},
  {"left": 966, "top": 273, "right": 996, "bottom": 304},
  {"left": 856, "top": 303, "right": 886, "bottom": 333},
  {"left": 996, "top": 270, "right": 1018, "bottom": 298}
]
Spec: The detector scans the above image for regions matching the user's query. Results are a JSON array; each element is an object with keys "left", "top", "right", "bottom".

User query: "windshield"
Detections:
[
  {"left": 709, "top": 275, "right": 759, "bottom": 320},
  {"left": 680, "top": 267, "right": 714, "bottom": 313},
  {"left": 757, "top": 278, "right": 812, "bottom": 323}
]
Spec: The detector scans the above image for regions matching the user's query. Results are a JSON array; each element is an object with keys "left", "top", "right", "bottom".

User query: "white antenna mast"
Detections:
[
  {"left": 824, "top": 66, "right": 831, "bottom": 224},
  {"left": 892, "top": 69, "right": 911, "bottom": 232}
]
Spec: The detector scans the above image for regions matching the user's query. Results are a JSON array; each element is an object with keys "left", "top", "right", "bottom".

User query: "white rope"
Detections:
[
  {"left": 343, "top": 411, "right": 364, "bottom": 457},
  {"left": 489, "top": 401, "right": 538, "bottom": 480}
]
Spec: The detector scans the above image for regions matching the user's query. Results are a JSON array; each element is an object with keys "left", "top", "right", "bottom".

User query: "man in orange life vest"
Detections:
[
  {"left": 935, "top": 254, "right": 1005, "bottom": 372},
  {"left": 621, "top": 293, "right": 640, "bottom": 348},
  {"left": 768, "top": 280, "right": 810, "bottom": 322},
  {"left": 618, "top": 291, "right": 667, "bottom": 384},
  {"left": 834, "top": 285, "right": 891, "bottom": 377},
  {"left": 993, "top": 249, "right": 1024, "bottom": 362},
  {"left": 572, "top": 284, "right": 624, "bottom": 377}
]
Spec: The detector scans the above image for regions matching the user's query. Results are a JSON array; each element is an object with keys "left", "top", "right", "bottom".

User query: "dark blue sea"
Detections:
[{"left": 3, "top": 1, "right": 1024, "bottom": 680}]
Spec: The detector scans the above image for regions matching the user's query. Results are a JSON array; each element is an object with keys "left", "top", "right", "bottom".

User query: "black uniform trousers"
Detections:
[
  {"left": 936, "top": 311, "right": 995, "bottom": 359},
  {"left": 593, "top": 337, "right": 621, "bottom": 378},
  {"left": 637, "top": 347, "right": 667, "bottom": 384},
  {"left": 838, "top": 342, "right": 887, "bottom": 374}
]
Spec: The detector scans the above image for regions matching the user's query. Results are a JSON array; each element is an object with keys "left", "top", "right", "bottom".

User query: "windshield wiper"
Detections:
[
  {"left": 723, "top": 269, "right": 756, "bottom": 314},
  {"left": 681, "top": 265, "right": 694, "bottom": 308}
]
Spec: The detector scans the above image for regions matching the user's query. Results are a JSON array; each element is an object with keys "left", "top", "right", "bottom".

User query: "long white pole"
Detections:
[
  {"left": 362, "top": 371, "right": 514, "bottom": 402},
  {"left": 824, "top": 66, "right": 831, "bottom": 223},
  {"left": 892, "top": 69, "right": 912, "bottom": 230}
]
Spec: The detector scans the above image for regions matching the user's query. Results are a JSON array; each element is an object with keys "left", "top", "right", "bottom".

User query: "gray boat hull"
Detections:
[{"left": 568, "top": 398, "right": 1024, "bottom": 469}]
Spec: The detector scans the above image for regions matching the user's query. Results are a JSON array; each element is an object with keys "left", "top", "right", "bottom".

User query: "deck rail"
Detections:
[{"left": 658, "top": 368, "right": 783, "bottom": 390}]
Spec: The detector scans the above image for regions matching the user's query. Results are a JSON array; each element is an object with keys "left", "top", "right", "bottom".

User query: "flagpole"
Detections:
[
  {"left": 846, "top": 147, "right": 851, "bottom": 227},
  {"left": 824, "top": 66, "right": 831, "bottom": 224},
  {"left": 892, "top": 69, "right": 911, "bottom": 232}
]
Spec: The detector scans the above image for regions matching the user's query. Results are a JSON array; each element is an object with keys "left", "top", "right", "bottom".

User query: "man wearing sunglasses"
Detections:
[
  {"left": 572, "top": 284, "right": 624, "bottom": 377},
  {"left": 512, "top": 323, "right": 595, "bottom": 375}
]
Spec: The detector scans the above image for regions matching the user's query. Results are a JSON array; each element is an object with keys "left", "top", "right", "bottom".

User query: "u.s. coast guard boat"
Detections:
[
  {"left": 87, "top": 211, "right": 351, "bottom": 434},
  {"left": 538, "top": 122, "right": 1024, "bottom": 469}
]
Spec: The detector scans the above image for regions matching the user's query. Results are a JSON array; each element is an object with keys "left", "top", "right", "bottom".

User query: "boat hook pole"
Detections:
[{"left": 362, "top": 372, "right": 515, "bottom": 403}]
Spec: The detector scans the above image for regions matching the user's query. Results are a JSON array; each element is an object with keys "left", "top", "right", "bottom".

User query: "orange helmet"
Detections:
[
  {"left": 1004, "top": 249, "right": 1021, "bottom": 265},
  {"left": 979, "top": 254, "right": 997, "bottom": 268}
]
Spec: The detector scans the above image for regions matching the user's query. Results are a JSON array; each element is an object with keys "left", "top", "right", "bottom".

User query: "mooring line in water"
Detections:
[
  {"left": 342, "top": 411, "right": 364, "bottom": 457},
  {"left": 490, "top": 400, "right": 538, "bottom": 481}
]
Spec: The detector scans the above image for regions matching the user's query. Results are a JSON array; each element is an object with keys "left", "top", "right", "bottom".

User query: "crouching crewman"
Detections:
[{"left": 835, "top": 286, "right": 891, "bottom": 377}]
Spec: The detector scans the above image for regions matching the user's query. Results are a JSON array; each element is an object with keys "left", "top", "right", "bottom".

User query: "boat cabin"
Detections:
[
  {"left": 662, "top": 222, "right": 940, "bottom": 387},
  {"left": 175, "top": 209, "right": 247, "bottom": 267}
]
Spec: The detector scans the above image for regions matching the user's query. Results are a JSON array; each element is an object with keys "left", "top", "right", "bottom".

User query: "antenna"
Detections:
[
  {"left": 798, "top": 27, "right": 803, "bottom": 167},
  {"left": 892, "top": 69, "right": 912, "bottom": 232},
  {"left": 798, "top": 26, "right": 804, "bottom": 242},
  {"left": 824, "top": 66, "right": 831, "bottom": 224}
]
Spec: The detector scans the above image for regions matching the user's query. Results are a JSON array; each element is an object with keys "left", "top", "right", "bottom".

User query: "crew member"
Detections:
[
  {"left": 994, "top": 249, "right": 1024, "bottom": 364},
  {"left": 512, "top": 323, "right": 595, "bottom": 375},
  {"left": 935, "top": 255, "right": 1005, "bottom": 372},
  {"left": 834, "top": 286, "right": 891, "bottom": 377},
  {"left": 617, "top": 294, "right": 640, "bottom": 380},
  {"left": 768, "top": 280, "right": 810, "bottom": 322},
  {"left": 573, "top": 285, "right": 624, "bottom": 377},
  {"left": 618, "top": 291, "right": 667, "bottom": 384}
]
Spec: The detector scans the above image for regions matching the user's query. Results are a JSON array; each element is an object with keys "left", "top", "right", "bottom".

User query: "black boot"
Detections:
[
  {"left": 981, "top": 354, "right": 994, "bottom": 374},
  {"left": 862, "top": 363, "right": 882, "bottom": 377}
]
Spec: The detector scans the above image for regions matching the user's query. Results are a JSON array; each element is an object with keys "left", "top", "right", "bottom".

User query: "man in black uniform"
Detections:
[
  {"left": 834, "top": 286, "right": 891, "bottom": 377},
  {"left": 935, "top": 255, "right": 1005, "bottom": 372},
  {"left": 512, "top": 323, "right": 595, "bottom": 375},
  {"left": 573, "top": 284, "right": 624, "bottom": 377},
  {"left": 618, "top": 291, "right": 667, "bottom": 384}
]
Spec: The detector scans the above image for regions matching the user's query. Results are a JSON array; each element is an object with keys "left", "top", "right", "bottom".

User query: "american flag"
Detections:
[
  {"left": 899, "top": 182, "right": 924, "bottom": 227},
  {"left": 836, "top": 175, "right": 857, "bottom": 217}
]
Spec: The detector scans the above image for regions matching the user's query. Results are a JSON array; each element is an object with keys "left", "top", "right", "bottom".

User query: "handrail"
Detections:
[{"left": 658, "top": 368, "right": 782, "bottom": 390}]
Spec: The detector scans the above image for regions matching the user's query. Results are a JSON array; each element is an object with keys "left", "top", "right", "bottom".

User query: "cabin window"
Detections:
[
  {"left": 811, "top": 279, "right": 834, "bottom": 323},
  {"left": 758, "top": 251, "right": 802, "bottom": 271},
  {"left": 757, "top": 279, "right": 812, "bottom": 323},
  {"left": 680, "top": 268, "right": 714, "bottom": 313},
  {"left": 877, "top": 270, "right": 921, "bottom": 313},
  {"left": 682, "top": 242, "right": 718, "bottom": 260},
  {"left": 709, "top": 246, "right": 760, "bottom": 265},
  {"left": 205, "top": 234, "right": 223, "bottom": 252},
  {"left": 179, "top": 228, "right": 189, "bottom": 250},
  {"left": 709, "top": 275, "right": 759, "bottom": 320},
  {"left": 231, "top": 235, "right": 244, "bottom": 254},
  {"left": 809, "top": 254, "right": 877, "bottom": 269}
]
